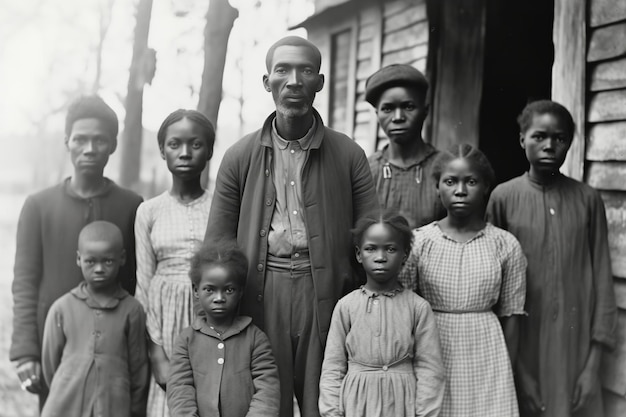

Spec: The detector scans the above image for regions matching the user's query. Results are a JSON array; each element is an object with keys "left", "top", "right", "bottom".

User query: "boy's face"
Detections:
[
  {"left": 65, "top": 118, "right": 115, "bottom": 177},
  {"left": 76, "top": 240, "right": 125, "bottom": 291},
  {"left": 193, "top": 265, "right": 242, "bottom": 327},
  {"left": 520, "top": 112, "right": 572, "bottom": 176},
  {"left": 376, "top": 86, "right": 428, "bottom": 146}
]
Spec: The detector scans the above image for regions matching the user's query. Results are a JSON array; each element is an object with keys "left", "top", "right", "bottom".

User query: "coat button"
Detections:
[
  {"left": 259, "top": 229, "right": 266, "bottom": 237},
  {"left": 217, "top": 343, "right": 224, "bottom": 350},
  {"left": 257, "top": 263, "right": 264, "bottom": 272},
  {"left": 382, "top": 365, "right": 388, "bottom": 371},
  {"left": 217, "top": 358, "right": 224, "bottom": 365},
  {"left": 257, "top": 294, "right": 263, "bottom": 302},
  {"left": 265, "top": 199, "right": 272, "bottom": 206}
]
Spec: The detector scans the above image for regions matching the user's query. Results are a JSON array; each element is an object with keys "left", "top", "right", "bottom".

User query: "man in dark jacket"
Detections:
[
  {"left": 11, "top": 95, "right": 143, "bottom": 407},
  {"left": 205, "top": 36, "right": 378, "bottom": 417}
]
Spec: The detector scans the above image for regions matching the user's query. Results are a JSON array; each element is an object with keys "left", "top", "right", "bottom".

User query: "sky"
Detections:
[{"left": 0, "top": 0, "right": 314, "bottom": 190}]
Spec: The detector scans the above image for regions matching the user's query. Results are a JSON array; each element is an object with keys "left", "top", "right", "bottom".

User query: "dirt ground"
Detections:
[{"left": 0, "top": 193, "right": 38, "bottom": 417}]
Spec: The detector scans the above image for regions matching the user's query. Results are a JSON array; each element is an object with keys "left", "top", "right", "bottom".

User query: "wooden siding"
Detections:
[{"left": 583, "top": 0, "right": 626, "bottom": 413}]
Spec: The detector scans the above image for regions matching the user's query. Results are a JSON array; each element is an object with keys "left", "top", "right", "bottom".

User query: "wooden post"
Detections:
[{"left": 552, "top": 0, "right": 586, "bottom": 180}]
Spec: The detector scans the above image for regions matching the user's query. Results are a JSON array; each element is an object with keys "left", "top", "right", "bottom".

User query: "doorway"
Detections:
[{"left": 479, "top": 0, "right": 555, "bottom": 184}]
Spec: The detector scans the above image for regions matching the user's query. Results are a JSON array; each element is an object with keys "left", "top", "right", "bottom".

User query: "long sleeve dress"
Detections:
[
  {"left": 399, "top": 222, "right": 527, "bottom": 417},
  {"left": 487, "top": 173, "right": 617, "bottom": 417},
  {"left": 134, "top": 190, "right": 211, "bottom": 417},
  {"left": 319, "top": 286, "right": 445, "bottom": 417}
]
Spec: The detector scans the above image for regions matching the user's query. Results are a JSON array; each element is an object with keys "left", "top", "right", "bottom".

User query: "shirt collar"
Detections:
[
  {"left": 271, "top": 117, "right": 317, "bottom": 150},
  {"left": 359, "top": 284, "right": 405, "bottom": 298},
  {"left": 192, "top": 315, "right": 252, "bottom": 340},
  {"left": 70, "top": 281, "right": 128, "bottom": 309},
  {"left": 260, "top": 109, "right": 325, "bottom": 150},
  {"left": 63, "top": 177, "right": 114, "bottom": 199}
]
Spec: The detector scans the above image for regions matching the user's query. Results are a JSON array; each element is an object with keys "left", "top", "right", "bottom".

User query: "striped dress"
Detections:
[
  {"left": 134, "top": 190, "right": 211, "bottom": 417},
  {"left": 400, "top": 222, "right": 527, "bottom": 417}
]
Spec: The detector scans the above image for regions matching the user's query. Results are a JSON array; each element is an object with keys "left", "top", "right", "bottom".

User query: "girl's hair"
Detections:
[
  {"left": 188, "top": 240, "right": 248, "bottom": 288},
  {"left": 157, "top": 109, "right": 216, "bottom": 154},
  {"left": 432, "top": 143, "right": 496, "bottom": 191},
  {"left": 517, "top": 100, "right": 575, "bottom": 137},
  {"left": 352, "top": 210, "right": 413, "bottom": 252}
]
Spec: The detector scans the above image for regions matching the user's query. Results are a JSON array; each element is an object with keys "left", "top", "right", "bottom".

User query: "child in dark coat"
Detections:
[
  {"left": 167, "top": 241, "right": 280, "bottom": 417},
  {"left": 41, "top": 221, "right": 149, "bottom": 417}
]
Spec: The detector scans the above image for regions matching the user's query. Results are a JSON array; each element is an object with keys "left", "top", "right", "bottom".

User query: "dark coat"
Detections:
[
  {"left": 205, "top": 110, "right": 379, "bottom": 344},
  {"left": 167, "top": 316, "right": 280, "bottom": 417},
  {"left": 10, "top": 178, "right": 142, "bottom": 364}
]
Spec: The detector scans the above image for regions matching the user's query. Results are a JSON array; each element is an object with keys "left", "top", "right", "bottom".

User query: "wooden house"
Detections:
[{"left": 295, "top": 0, "right": 626, "bottom": 414}]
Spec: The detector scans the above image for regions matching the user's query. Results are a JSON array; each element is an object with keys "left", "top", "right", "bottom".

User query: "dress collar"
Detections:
[
  {"left": 359, "top": 284, "right": 404, "bottom": 298},
  {"left": 374, "top": 143, "right": 438, "bottom": 169}
]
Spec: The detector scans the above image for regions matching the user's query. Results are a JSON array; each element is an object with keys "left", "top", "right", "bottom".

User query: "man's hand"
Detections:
[
  {"left": 516, "top": 362, "right": 545, "bottom": 414},
  {"left": 17, "top": 360, "right": 42, "bottom": 394},
  {"left": 572, "top": 343, "right": 601, "bottom": 412}
]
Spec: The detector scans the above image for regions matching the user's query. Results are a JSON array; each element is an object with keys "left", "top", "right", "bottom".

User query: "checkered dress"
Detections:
[
  {"left": 399, "top": 222, "right": 526, "bottom": 417},
  {"left": 134, "top": 191, "right": 211, "bottom": 417}
]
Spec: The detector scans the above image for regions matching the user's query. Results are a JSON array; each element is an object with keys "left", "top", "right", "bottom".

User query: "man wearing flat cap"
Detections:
[
  {"left": 205, "top": 35, "right": 378, "bottom": 417},
  {"left": 366, "top": 64, "right": 445, "bottom": 232}
]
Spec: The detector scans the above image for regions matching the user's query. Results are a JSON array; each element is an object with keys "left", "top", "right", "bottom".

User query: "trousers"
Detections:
[{"left": 263, "top": 260, "right": 323, "bottom": 417}]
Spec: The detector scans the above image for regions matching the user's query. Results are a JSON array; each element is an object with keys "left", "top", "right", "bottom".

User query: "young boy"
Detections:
[
  {"left": 41, "top": 221, "right": 149, "bottom": 417},
  {"left": 11, "top": 95, "right": 143, "bottom": 405}
]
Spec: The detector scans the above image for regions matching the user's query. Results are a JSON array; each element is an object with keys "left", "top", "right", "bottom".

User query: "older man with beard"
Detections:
[{"left": 205, "top": 36, "right": 378, "bottom": 417}]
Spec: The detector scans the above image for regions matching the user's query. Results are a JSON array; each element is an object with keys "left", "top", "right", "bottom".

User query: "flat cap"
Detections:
[{"left": 365, "top": 64, "right": 429, "bottom": 106}]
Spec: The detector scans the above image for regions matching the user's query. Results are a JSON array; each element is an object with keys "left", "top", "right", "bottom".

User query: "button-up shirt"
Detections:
[{"left": 267, "top": 118, "right": 316, "bottom": 256}]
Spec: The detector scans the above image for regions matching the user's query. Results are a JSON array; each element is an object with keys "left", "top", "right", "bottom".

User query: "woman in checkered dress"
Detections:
[
  {"left": 400, "top": 144, "right": 527, "bottom": 416},
  {"left": 134, "top": 110, "right": 214, "bottom": 417}
]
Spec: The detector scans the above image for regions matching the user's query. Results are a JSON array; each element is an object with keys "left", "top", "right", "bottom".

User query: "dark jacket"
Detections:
[
  {"left": 205, "top": 110, "right": 379, "bottom": 344},
  {"left": 10, "top": 178, "right": 142, "bottom": 363},
  {"left": 167, "top": 316, "right": 280, "bottom": 417}
]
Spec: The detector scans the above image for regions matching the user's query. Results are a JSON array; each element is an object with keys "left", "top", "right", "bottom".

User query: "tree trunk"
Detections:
[
  {"left": 119, "top": 0, "right": 153, "bottom": 189},
  {"left": 197, "top": 0, "right": 238, "bottom": 187}
]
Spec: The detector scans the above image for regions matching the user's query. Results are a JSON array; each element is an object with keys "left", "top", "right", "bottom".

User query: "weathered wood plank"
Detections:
[
  {"left": 382, "top": 43, "right": 428, "bottom": 66},
  {"left": 588, "top": 90, "right": 626, "bottom": 122},
  {"left": 382, "top": 21, "right": 428, "bottom": 53},
  {"left": 384, "top": 3, "right": 427, "bottom": 33},
  {"left": 430, "top": 0, "right": 486, "bottom": 150},
  {"left": 410, "top": 57, "right": 427, "bottom": 73},
  {"left": 590, "top": 56, "right": 626, "bottom": 91},
  {"left": 553, "top": 0, "right": 586, "bottom": 180},
  {"left": 587, "top": 121, "right": 626, "bottom": 161},
  {"left": 356, "top": 79, "right": 366, "bottom": 94},
  {"left": 359, "top": 3, "right": 380, "bottom": 25},
  {"left": 355, "top": 99, "right": 369, "bottom": 112},
  {"left": 588, "top": 162, "right": 626, "bottom": 191},
  {"left": 588, "top": 22, "right": 626, "bottom": 62},
  {"left": 357, "top": 39, "right": 373, "bottom": 60},
  {"left": 358, "top": 23, "right": 376, "bottom": 42},
  {"left": 590, "top": 0, "right": 626, "bottom": 28},
  {"left": 601, "top": 310, "right": 626, "bottom": 395},
  {"left": 356, "top": 58, "right": 373, "bottom": 80},
  {"left": 355, "top": 109, "right": 370, "bottom": 124},
  {"left": 383, "top": 0, "right": 419, "bottom": 17},
  {"left": 601, "top": 191, "right": 626, "bottom": 278}
]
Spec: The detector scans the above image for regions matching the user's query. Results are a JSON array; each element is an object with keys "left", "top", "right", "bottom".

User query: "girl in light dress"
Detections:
[
  {"left": 319, "top": 210, "right": 445, "bottom": 417},
  {"left": 134, "top": 109, "right": 214, "bottom": 417},
  {"left": 400, "top": 144, "right": 527, "bottom": 417}
]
